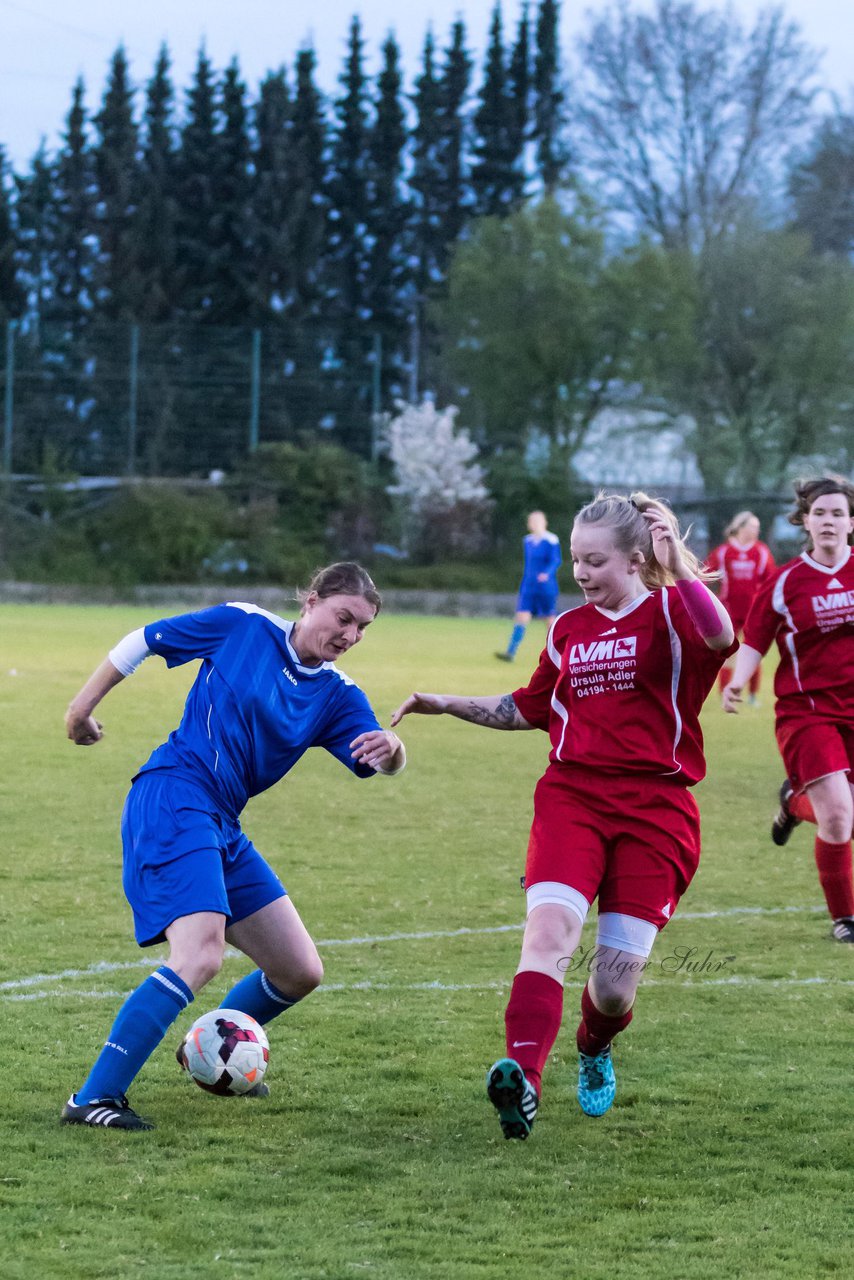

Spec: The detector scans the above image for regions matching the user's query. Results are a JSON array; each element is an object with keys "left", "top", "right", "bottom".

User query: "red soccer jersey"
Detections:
[
  {"left": 512, "top": 587, "right": 734, "bottom": 785},
  {"left": 742, "top": 547, "right": 854, "bottom": 718},
  {"left": 708, "top": 540, "right": 775, "bottom": 624}
]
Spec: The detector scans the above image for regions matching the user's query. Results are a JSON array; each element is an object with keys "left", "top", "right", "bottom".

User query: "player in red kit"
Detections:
[
  {"left": 723, "top": 476, "right": 854, "bottom": 943},
  {"left": 708, "top": 512, "right": 775, "bottom": 703},
  {"left": 392, "top": 493, "right": 735, "bottom": 1139}
]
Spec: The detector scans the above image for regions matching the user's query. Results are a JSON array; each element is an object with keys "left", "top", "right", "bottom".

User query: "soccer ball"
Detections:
[{"left": 177, "top": 1008, "right": 270, "bottom": 1096}]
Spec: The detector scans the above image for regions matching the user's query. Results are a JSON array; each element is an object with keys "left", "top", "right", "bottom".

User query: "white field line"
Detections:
[
  {"left": 0, "top": 902, "right": 836, "bottom": 1003},
  {"left": 4, "top": 974, "right": 854, "bottom": 1004}
]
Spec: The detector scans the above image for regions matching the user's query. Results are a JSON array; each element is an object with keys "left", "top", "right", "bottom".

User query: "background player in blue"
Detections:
[
  {"left": 496, "top": 510, "right": 562, "bottom": 662},
  {"left": 60, "top": 563, "right": 405, "bottom": 1130}
]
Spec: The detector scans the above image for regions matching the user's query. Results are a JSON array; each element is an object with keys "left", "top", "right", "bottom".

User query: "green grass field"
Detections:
[{"left": 0, "top": 604, "right": 850, "bottom": 1280}]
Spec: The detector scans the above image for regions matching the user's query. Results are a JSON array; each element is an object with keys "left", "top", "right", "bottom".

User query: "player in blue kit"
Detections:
[
  {"left": 60, "top": 562, "right": 405, "bottom": 1131},
  {"left": 496, "top": 511, "right": 562, "bottom": 662}
]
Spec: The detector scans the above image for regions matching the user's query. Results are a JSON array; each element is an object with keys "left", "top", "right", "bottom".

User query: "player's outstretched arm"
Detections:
[
  {"left": 722, "top": 645, "right": 763, "bottom": 714},
  {"left": 65, "top": 657, "right": 126, "bottom": 745},
  {"left": 390, "top": 691, "right": 534, "bottom": 731}
]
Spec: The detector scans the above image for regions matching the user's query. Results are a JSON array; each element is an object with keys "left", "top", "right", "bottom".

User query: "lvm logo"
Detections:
[
  {"left": 568, "top": 636, "right": 637, "bottom": 664},
  {"left": 812, "top": 589, "right": 854, "bottom": 615}
]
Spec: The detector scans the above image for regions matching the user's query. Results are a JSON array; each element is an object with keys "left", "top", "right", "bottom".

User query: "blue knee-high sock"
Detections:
[
  {"left": 507, "top": 623, "right": 526, "bottom": 656},
  {"left": 76, "top": 966, "right": 194, "bottom": 1105},
  {"left": 222, "top": 969, "right": 303, "bottom": 1026}
]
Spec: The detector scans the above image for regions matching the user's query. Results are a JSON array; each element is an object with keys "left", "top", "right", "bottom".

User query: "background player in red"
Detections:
[
  {"left": 393, "top": 493, "right": 734, "bottom": 1139},
  {"left": 708, "top": 511, "right": 775, "bottom": 703},
  {"left": 723, "top": 476, "right": 854, "bottom": 943}
]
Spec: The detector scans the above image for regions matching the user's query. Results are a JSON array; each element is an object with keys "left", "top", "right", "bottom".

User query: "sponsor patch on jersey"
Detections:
[
  {"left": 568, "top": 636, "right": 637, "bottom": 664},
  {"left": 812, "top": 589, "right": 854, "bottom": 615}
]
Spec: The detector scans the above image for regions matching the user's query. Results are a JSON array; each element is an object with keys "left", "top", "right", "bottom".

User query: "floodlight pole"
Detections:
[
  {"left": 3, "top": 320, "right": 15, "bottom": 476},
  {"left": 370, "top": 331, "right": 382, "bottom": 461},
  {"left": 249, "top": 329, "right": 262, "bottom": 453},
  {"left": 127, "top": 324, "right": 140, "bottom": 476}
]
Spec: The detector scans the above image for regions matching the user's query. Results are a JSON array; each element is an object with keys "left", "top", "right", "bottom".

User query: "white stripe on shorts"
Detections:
[
  {"left": 525, "top": 881, "right": 590, "bottom": 926},
  {"left": 596, "top": 912, "right": 659, "bottom": 959}
]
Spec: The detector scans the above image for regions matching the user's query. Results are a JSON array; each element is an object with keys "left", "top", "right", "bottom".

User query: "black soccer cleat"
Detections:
[
  {"left": 494, "top": 651, "right": 515, "bottom": 663},
  {"left": 486, "top": 1058, "right": 539, "bottom": 1140},
  {"left": 831, "top": 917, "right": 854, "bottom": 943},
  {"left": 61, "top": 1093, "right": 154, "bottom": 1130},
  {"left": 771, "top": 779, "right": 801, "bottom": 847}
]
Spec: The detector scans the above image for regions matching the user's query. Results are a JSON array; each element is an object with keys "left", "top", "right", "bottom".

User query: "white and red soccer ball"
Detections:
[{"left": 178, "top": 1008, "right": 270, "bottom": 1096}]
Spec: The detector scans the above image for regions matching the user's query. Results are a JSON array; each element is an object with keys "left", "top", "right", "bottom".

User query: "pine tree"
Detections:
[
  {"left": 53, "top": 77, "right": 97, "bottom": 329},
  {"left": 471, "top": 5, "right": 517, "bottom": 217},
  {"left": 252, "top": 68, "right": 294, "bottom": 319},
  {"left": 175, "top": 48, "right": 220, "bottom": 318},
  {"left": 410, "top": 31, "right": 444, "bottom": 300},
  {"left": 14, "top": 144, "right": 57, "bottom": 328},
  {"left": 135, "top": 45, "right": 178, "bottom": 322},
  {"left": 42, "top": 81, "right": 100, "bottom": 474},
  {"left": 92, "top": 46, "right": 141, "bottom": 320},
  {"left": 533, "top": 0, "right": 567, "bottom": 192},
  {"left": 326, "top": 16, "right": 371, "bottom": 322},
  {"left": 507, "top": 3, "right": 531, "bottom": 206},
  {"left": 0, "top": 148, "right": 24, "bottom": 322},
  {"left": 437, "top": 20, "right": 472, "bottom": 254},
  {"left": 211, "top": 58, "right": 253, "bottom": 322},
  {"left": 289, "top": 48, "right": 328, "bottom": 319},
  {"left": 366, "top": 34, "right": 410, "bottom": 395}
]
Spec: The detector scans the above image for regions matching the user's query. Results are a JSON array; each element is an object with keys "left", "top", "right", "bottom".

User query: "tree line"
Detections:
[{"left": 1, "top": 0, "right": 853, "bottom": 498}]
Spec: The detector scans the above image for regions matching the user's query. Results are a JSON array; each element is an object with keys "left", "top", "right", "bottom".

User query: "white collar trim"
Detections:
[
  {"left": 800, "top": 547, "right": 852, "bottom": 576},
  {"left": 594, "top": 591, "right": 652, "bottom": 621}
]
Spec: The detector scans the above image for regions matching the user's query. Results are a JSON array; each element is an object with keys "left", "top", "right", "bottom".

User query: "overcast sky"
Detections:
[{"left": 1, "top": 0, "right": 851, "bottom": 169}]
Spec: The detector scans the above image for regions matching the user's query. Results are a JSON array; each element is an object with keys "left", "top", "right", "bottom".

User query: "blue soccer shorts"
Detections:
[
  {"left": 516, "top": 585, "right": 558, "bottom": 618},
  {"left": 121, "top": 769, "right": 287, "bottom": 948}
]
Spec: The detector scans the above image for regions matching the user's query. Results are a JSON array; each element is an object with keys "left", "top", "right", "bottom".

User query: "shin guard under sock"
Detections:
[{"left": 503, "top": 970, "right": 564, "bottom": 1097}]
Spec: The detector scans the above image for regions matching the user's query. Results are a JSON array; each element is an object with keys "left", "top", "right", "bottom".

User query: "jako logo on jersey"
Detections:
[
  {"left": 282, "top": 666, "right": 298, "bottom": 686},
  {"left": 568, "top": 636, "right": 637, "bottom": 664},
  {"left": 813, "top": 589, "right": 854, "bottom": 614}
]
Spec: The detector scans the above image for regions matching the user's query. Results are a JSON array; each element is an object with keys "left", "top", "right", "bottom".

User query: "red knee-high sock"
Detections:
[
  {"left": 719, "top": 667, "right": 733, "bottom": 693},
  {"left": 814, "top": 838, "right": 854, "bottom": 919},
  {"left": 576, "top": 983, "right": 633, "bottom": 1057},
  {"left": 503, "top": 970, "right": 564, "bottom": 1098},
  {"left": 790, "top": 791, "right": 816, "bottom": 823}
]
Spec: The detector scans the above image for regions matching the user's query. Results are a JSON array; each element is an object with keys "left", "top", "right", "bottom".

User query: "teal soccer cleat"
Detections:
[
  {"left": 486, "top": 1057, "right": 539, "bottom": 1140},
  {"left": 577, "top": 1047, "right": 616, "bottom": 1117}
]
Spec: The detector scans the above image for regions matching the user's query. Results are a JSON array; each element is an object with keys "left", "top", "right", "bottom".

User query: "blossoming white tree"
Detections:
[{"left": 382, "top": 399, "right": 491, "bottom": 558}]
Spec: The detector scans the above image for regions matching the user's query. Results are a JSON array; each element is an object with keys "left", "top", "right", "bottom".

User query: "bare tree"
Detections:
[{"left": 573, "top": 1, "right": 819, "bottom": 249}]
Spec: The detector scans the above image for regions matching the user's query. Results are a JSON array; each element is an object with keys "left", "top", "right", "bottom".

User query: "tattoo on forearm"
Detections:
[{"left": 463, "top": 693, "right": 521, "bottom": 729}]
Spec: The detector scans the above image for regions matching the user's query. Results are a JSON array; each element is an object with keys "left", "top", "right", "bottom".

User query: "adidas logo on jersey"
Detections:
[
  {"left": 599, "top": 627, "right": 617, "bottom": 636},
  {"left": 281, "top": 666, "right": 298, "bottom": 686},
  {"left": 568, "top": 636, "right": 637, "bottom": 664},
  {"left": 827, "top": 578, "right": 843, "bottom": 589}
]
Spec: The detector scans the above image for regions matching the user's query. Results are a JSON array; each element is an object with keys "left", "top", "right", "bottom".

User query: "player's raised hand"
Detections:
[
  {"left": 642, "top": 509, "right": 688, "bottom": 577},
  {"left": 390, "top": 692, "right": 448, "bottom": 726}
]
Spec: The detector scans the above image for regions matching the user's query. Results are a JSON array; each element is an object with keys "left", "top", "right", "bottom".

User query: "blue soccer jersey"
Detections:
[
  {"left": 138, "top": 602, "right": 382, "bottom": 819},
  {"left": 520, "top": 531, "right": 562, "bottom": 590}
]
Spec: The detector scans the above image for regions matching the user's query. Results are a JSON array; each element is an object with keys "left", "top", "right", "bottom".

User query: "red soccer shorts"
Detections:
[
  {"left": 524, "top": 764, "right": 701, "bottom": 930},
  {"left": 775, "top": 714, "right": 854, "bottom": 794}
]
